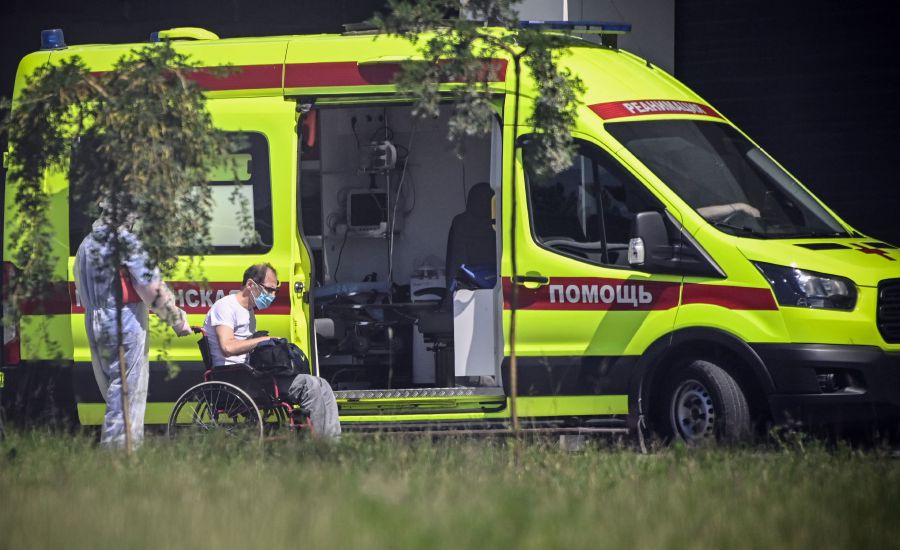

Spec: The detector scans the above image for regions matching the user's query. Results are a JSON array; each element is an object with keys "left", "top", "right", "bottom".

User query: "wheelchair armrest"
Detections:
[
  {"left": 209, "top": 363, "right": 257, "bottom": 375},
  {"left": 205, "top": 362, "right": 257, "bottom": 383}
]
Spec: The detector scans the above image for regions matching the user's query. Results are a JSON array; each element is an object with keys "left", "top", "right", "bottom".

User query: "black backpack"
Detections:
[{"left": 248, "top": 337, "right": 311, "bottom": 375}]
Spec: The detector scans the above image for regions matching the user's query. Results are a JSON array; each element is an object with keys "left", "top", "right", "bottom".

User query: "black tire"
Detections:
[
  {"left": 659, "top": 360, "right": 751, "bottom": 444},
  {"left": 167, "top": 381, "right": 264, "bottom": 444}
]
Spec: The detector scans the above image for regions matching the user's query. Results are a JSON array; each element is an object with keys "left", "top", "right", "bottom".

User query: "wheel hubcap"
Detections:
[{"left": 670, "top": 379, "right": 716, "bottom": 442}]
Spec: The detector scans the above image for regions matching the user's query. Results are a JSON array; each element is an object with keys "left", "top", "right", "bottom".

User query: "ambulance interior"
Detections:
[{"left": 300, "top": 104, "right": 503, "bottom": 391}]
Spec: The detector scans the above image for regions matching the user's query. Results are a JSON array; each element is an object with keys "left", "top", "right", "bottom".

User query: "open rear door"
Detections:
[{"left": 293, "top": 103, "right": 317, "bottom": 372}]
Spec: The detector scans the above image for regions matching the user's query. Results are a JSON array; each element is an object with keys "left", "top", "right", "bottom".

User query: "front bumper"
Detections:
[{"left": 752, "top": 344, "right": 900, "bottom": 425}]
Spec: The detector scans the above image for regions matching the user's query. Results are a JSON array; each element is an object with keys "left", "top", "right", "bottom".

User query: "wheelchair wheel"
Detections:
[
  {"left": 167, "top": 381, "right": 264, "bottom": 443},
  {"left": 259, "top": 404, "right": 289, "bottom": 433}
]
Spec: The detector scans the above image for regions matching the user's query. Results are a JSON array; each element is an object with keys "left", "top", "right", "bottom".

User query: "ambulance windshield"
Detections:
[{"left": 606, "top": 120, "right": 849, "bottom": 239}]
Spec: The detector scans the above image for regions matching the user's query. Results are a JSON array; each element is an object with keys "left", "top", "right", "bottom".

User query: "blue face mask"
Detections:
[{"left": 251, "top": 280, "right": 276, "bottom": 310}]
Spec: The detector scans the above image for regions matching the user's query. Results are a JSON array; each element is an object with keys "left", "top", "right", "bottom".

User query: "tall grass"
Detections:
[{"left": 1, "top": 431, "right": 898, "bottom": 549}]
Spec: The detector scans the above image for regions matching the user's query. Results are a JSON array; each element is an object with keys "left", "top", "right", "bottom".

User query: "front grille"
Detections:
[{"left": 877, "top": 279, "right": 900, "bottom": 343}]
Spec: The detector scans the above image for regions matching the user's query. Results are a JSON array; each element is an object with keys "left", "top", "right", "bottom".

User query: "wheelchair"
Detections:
[{"left": 166, "top": 328, "right": 312, "bottom": 443}]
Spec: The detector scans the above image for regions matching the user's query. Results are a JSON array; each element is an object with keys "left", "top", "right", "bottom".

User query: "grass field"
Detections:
[{"left": 1, "top": 430, "right": 898, "bottom": 550}]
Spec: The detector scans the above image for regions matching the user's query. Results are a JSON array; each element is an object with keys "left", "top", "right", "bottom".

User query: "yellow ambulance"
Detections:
[{"left": 4, "top": 22, "right": 900, "bottom": 443}]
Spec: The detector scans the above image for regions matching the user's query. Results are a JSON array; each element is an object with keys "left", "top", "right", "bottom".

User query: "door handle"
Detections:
[
  {"left": 514, "top": 274, "right": 549, "bottom": 286},
  {"left": 294, "top": 281, "right": 305, "bottom": 295}
]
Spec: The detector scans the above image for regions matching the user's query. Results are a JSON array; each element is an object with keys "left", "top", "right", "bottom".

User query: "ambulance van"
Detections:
[{"left": 3, "top": 23, "right": 900, "bottom": 443}]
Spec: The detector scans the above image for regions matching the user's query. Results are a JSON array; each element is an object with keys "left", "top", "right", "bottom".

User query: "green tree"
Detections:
[
  {"left": 1, "top": 42, "right": 235, "bottom": 452},
  {"left": 371, "top": 0, "right": 585, "bottom": 432}
]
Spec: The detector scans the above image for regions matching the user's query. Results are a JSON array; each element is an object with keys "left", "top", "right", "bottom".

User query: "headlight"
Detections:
[{"left": 754, "top": 262, "right": 857, "bottom": 310}]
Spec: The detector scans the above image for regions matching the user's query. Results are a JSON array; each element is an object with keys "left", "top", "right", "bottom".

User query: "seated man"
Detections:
[{"left": 203, "top": 263, "right": 340, "bottom": 439}]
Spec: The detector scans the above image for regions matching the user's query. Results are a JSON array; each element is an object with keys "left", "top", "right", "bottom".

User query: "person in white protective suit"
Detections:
[{"left": 74, "top": 220, "right": 192, "bottom": 449}]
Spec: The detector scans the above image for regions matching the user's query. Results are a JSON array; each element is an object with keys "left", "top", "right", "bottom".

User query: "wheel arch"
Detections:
[{"left": 629, "top": 327, "right": 776, "bottom": 428}]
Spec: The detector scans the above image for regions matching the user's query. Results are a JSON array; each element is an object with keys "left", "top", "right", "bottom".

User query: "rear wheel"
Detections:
[
  {"left": 167, "top": 381, "right": 264, "bottom": 444},
  {"left": 660, "top": 360, "right": 751, "bottom": 444}
]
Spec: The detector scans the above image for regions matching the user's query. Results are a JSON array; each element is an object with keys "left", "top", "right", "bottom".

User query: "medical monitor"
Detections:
[{"left": 347, "top": 189, "right": 388, "bottom": 231}]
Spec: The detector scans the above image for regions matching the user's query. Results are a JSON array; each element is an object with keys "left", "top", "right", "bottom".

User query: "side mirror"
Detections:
[
  {"left": 628, "top": 210, "right": 726, "bottom": 277},
  {"left": 629, "top": 211, "right": 669, "bottom": 268}
]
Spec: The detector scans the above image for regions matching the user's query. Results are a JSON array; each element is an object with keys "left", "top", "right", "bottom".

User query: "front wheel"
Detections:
[{"left": 660, "top": 360, "right": 751, "bottom": 444}]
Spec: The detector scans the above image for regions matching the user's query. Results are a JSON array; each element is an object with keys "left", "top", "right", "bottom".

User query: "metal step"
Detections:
[
  {"left": 335, "top": 386, "right": 505, "bottom": 400},
  {"left": 344, "top": 424, "right": 630, "bottom": 436}
]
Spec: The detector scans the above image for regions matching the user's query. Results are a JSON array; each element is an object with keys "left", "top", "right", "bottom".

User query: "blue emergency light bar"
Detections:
[
  {"left": 40, "top": 29, "right": 67, "bottom": 50},
  {"left": 519, "top": 20, "right": 632, "bottom": 34}
]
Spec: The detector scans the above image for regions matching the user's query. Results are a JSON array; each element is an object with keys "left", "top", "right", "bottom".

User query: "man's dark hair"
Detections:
[{"left": 243, "top": 263, "right": 276, "bottom": 286}]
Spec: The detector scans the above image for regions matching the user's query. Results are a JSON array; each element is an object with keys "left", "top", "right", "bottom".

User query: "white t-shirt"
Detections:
[{"left": 203, "top": 293, "right": 255, "bottom": 366}]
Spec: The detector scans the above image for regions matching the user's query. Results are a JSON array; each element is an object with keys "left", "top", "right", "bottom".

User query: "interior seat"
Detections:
[
  {"left": 444, "top": 182, "right": 497, "bottom": 292},
  {"left": 417, "top": 182, "right": 496, "bottom": 385}
]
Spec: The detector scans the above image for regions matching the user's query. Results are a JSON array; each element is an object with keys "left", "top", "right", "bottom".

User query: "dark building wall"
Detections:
[{"left": 675, "top": 0, "right": 900, "bottom": 244}]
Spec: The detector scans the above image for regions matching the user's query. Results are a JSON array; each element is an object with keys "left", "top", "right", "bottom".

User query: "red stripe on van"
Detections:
[
  {"left": 18, "top": 282, "right": 72, "bottom": 315},
  {"left": 91, "top": 60, "right": 507, "bottom": 92},
  {"left": 286, "top": 61, "right": 399, "bottom": 87},
  {"left": 69, "top": 282, "right": 290, "bottom": 315},
  {"left": 284, "top": 59, "right": 508, "bottom": 88},
  {"left": 185, "top": 64, "right": 282, "bottom": 90},
  {"left": 590, "top": 100, "right": 721, "bottom": 120},
  {"left": 502, "top": 277, "right": 681, "bottom": 311},
  {"left": 681, "top": 283, "right": 777, "bottom": 310},
  {"left": 501, "top": 278, "right": 777, "bottom": 311},
  {"left": 90, "top": 65, "right": 283, "bottom": 91}
]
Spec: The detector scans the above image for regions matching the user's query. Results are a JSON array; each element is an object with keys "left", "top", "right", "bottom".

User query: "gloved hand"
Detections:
[{"left": 174, "top": 318, "right": 193, "bottom": 337}]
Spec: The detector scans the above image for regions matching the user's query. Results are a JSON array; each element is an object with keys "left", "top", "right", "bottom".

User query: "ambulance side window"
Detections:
[
  {"left": 524, "top": 138, "right": 664, "bottom": 267},
  {"left": 205, "top": 132, "right": 273, "bottom": 254},
  {"left": 68, "top": 132, "right": 273, "bottom": 255}
]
